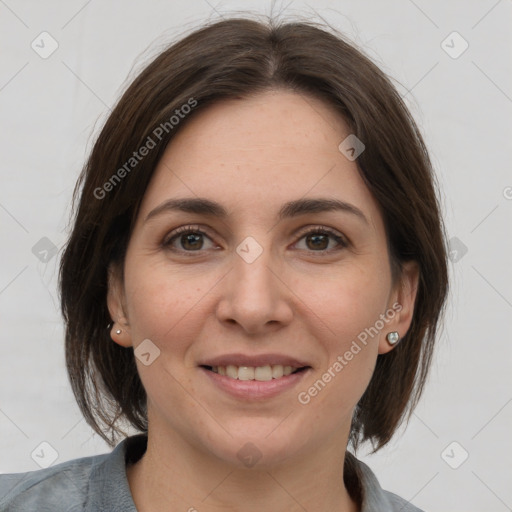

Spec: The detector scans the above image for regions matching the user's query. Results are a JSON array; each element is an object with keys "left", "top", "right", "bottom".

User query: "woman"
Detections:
[{"left": 0, "top": 16, "right": 448, "bottom": 511}]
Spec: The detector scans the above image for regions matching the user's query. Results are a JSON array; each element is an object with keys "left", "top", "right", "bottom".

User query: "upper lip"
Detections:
[{"left": 199, "top": 353, "right": 311, "bottom": 368}]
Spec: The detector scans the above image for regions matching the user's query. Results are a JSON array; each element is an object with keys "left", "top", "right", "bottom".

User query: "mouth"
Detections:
[
  {"left": 198, "top": 353, "right": 311, "bottom": 381},
  {"left": 200, "top": 364, "right": 310, "bottom": 381},
  {"left": 198, "top": 354, "right": 312, "bottom": 400}
]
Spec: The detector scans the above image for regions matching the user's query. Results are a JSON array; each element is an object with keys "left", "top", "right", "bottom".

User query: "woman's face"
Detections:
[{"left": 108, "top": 90, "right": 417, "bottom": 467}]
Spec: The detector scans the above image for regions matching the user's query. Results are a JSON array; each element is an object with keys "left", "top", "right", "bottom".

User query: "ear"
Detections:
[
  {"left": 378, "top": 260, "right": 419, "bottom": 355},
  {"left": 106, "top": 263, "right": 133, "bottom": 348}
]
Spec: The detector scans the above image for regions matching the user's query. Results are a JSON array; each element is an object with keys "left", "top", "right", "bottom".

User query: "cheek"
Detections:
[
  {"left": 122, "top": 259, "right": 211, "bottom": 406},
  {"left": 295, "top": 262, "right": 389, "bottom": 404},
  {"left": 122, "top": 256, "right": 209, "bottom": 349},
  {"left": 302, "top": 260, "right": 391, "bottom": 343}
]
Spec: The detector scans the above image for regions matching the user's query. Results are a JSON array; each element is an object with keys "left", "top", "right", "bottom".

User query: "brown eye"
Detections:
[
  {"left": 294, "top": 227, "right": 348, "bottom": 254},
  {"left": 162, "top": 225, "right": 348, "bottom": 256},
  {"left": 163, "top": 226, "right": 216, "bottom": 253},
  {"left": 179, "top": 232, "right": 204, "bottom": 251}
]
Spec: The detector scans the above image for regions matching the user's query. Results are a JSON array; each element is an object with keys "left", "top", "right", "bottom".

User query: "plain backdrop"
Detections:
[{"left": 1, "top": 1, "right": 511, "bottom": 511}]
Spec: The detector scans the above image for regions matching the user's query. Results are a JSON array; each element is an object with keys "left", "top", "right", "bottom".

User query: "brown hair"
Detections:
[{"left": 59, "top": 16, "right": 448, "bottom": 450}]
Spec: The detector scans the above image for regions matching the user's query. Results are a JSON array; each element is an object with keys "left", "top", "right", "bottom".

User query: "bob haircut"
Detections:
[{"left": 59, "top": 16, "right": 448, "bottom": 450}]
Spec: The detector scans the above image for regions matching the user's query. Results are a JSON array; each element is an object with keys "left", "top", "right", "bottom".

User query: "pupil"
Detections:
[
  {"left": 183, "top": 233, "right": 202, "bottom": 250},
  {"left": 308, "top": 234, "right": 327, "bottom": 250}
]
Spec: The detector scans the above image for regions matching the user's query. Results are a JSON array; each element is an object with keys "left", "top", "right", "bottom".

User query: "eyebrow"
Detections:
[{"left": 145, "top": 197, "right": 369, "bottom": 225}]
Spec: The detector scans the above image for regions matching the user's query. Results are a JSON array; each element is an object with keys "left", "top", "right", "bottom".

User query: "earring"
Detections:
[
  {"left": 115, "top": 328, "right": 122, "bottom": 335},
  {"left": 386, "top": 331, "right": 400, "bottom": 345}
]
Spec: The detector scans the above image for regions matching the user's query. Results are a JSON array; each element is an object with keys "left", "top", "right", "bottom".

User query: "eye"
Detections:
[
  {"left": 163, "top": 225, "right": 217, "bottom": 253},
  {"left": 162, "top": 225, "right": 348, "bottom": 255},
  {"left": 293, "top": 226, "right": 348, "bottom": 254}
]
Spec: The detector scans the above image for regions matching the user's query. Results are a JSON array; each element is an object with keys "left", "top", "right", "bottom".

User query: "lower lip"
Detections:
[{"left": 200, "top": 367, "right": 310, "bottom": 400}]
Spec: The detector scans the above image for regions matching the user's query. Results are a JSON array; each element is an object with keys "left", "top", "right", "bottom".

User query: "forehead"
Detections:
[{"left": 137, "top": 90, "right": 380, "bottom": 226}]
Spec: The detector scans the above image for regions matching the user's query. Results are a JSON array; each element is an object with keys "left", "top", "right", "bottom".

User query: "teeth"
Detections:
[
  {"left": 210, "top": 364, "right": 301, "bottom": 381},
  {"left": 226, "top": 365, "right": 238, "bottom": 379},
  {"left": 254, "top": 365, "right": 273, "bottom": 381},
  {"left": 238, "top": 366, "right": 254, "bottom": 381},
  {"left": 272, "top": 365, "right": 284, "bottom": 378}
]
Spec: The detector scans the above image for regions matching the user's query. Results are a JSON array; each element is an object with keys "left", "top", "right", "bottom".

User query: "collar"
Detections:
[{"left": 86, "top": 434, "right": 409, "bottom": 512}]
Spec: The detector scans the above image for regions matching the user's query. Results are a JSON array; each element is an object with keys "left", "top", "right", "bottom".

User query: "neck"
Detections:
[{"left": 127, "top": 425, "right": 359, "bottom": 512}]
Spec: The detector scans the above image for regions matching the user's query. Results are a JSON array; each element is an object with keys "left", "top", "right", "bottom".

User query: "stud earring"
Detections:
[
  {"left": 386, "top": 331, "right": 400, "bottom": 345},
  {"left": 115, "top": 328, "right": 122, "bottom": 335}
]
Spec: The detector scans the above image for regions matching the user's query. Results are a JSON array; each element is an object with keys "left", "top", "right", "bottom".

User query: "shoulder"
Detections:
[
  {"left": 380, "top": 490, "right": 424, "bottom": 512},
  {"left": 0, "top": 452, "right": 106, "bottom": 511},
  {"left": 0, "top": 434, "right": 146, "bottom": 512},
  {"left": 345, "top": 452, "right": 425, "bottom": 512}
]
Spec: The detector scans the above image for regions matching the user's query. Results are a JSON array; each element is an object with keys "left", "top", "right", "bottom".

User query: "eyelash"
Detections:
[{"left": 162, "top": 224, "right": 349, "bottom": 257}]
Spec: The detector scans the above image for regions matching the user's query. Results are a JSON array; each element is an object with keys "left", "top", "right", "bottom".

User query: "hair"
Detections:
[{"left": 59, "top": 15, "right": 449, "bottom": 450}]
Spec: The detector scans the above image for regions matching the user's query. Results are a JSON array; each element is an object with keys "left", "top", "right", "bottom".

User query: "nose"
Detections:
[{"left": 215, "top": 242, "right": 294, "bottom": 335}]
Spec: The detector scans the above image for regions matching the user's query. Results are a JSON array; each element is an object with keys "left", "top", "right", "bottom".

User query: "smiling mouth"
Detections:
[{"left": 201, "top": 364, "right": 309, "bottom": 381}]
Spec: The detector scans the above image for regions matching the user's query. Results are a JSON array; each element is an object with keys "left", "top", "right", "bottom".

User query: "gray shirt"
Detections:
[{"left": 0, "top": 434, "right": 423, "bottom": 511}]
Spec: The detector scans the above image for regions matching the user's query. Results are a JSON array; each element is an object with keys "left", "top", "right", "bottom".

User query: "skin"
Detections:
[{"left": 107, "top": 89, "right": 419, "bottom": 512}]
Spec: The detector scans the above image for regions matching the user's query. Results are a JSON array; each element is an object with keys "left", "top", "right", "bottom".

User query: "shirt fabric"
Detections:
[{"left": 0, "top": 434, "right": 423, "bottom": 511}]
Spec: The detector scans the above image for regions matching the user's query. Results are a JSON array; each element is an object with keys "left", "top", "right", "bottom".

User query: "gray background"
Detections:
[{"left": 1, "top": 1, "right": 511, "bottom": 510}]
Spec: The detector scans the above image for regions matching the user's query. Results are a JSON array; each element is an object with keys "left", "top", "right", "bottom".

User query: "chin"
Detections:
[{"left": 198, "top": 416, "right": 313, "bottom": 469}]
